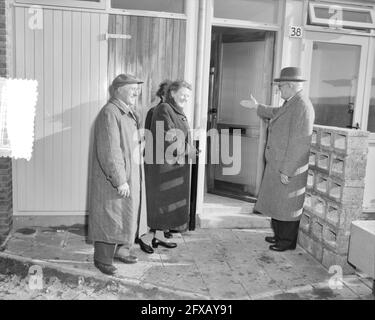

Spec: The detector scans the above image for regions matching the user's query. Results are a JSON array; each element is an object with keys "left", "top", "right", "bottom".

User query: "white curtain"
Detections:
[{"left": 0, "top": 78, "right": 38, "bottom": 161}]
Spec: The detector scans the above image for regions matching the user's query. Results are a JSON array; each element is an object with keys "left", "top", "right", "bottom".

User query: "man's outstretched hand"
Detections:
[{"left": 240, "top": 94, "right": 258, "bottom": 109}]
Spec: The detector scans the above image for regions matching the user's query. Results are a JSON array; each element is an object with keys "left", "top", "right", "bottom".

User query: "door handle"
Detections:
[{"left": 347, "top": 102, "right": 354, "bottom": 114}]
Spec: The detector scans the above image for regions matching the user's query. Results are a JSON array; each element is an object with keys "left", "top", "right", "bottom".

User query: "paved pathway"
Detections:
[{"left": 0, "top": 226, "right": 373, "bottom": 300}]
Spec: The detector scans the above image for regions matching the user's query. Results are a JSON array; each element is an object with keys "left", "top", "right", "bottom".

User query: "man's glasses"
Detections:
[{"left": 276, "top": 83, "right": 288, "bottom": 90}]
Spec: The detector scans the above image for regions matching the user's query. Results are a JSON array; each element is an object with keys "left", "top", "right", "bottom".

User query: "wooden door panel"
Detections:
[{"left": 107, "top": 15, "right": 186, "bottom": 123}]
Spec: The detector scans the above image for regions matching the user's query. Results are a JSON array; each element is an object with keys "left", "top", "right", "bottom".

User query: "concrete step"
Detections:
[{"left": 198, "top": 194, "right": 270, "bottom": 229}]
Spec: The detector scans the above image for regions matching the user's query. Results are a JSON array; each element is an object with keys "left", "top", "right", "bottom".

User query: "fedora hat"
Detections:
[
  {"left": 274, "top": 67, "right": 306, "bottom": 82},
  {"left": 112, "top": 74, "right": 143, "bottom": 89}
]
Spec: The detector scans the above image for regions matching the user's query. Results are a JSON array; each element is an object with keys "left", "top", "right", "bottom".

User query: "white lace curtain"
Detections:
[{"left": 0, "top": 78, "right": 38, "bottom": 161}]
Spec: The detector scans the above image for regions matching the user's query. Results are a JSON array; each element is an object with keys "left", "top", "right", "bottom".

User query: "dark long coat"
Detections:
[
  {"left": 144, "top": 100, "right": 195, "bottom": 230},
  {"left": 88, "top": 98, "right": 147, "bottom": 245},
  {"left": 254, "top": 91, "right": 315, "bottom": 221}
]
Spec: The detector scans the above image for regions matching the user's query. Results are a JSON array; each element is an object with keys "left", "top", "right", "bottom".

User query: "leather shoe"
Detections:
[
  {"left": 269, "top": 244, "right": 295, "bottom": 252},
  {"left": 152, "top": 238, "right": 177, "bottom": 249},
  {"left": 265, "top": 236, "right": 277, "bottom": 244},
  {"left": 94, "top": 260, "right": 117, "bottom": 275},
  {"left": 135, "top": 238, "right": 154, "bottom": 254},
  {"left": 114, "top": 253, "right": 138, "bottom": 264},
  {"left": 164, "top": 231, "right": 173, "bottom": 239}
]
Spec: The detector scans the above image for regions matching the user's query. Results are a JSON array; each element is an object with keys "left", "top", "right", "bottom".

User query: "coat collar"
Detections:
[
  {"left": 270, "top": 90, "right": 303, "bottom": 124},
  {"left": 165, "top": 99, "right": 187, "bottom": 118},
  {"left": 110, "top": 97, "right": 140, "bottom": 124}
]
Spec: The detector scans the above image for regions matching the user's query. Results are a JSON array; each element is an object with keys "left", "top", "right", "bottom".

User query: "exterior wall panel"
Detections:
[{"left": 12, "top": 7, "right": 108, "bottom": 215}]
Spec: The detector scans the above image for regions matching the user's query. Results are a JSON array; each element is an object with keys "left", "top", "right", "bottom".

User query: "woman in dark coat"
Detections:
[
  {"left": 146, "top": 80, "right": 197, "bottom": 249},
  {"left": 136, "top": 80, "right": 172, "bottom": 254},
  {"left": 144, "top": 80, "right": 177, "bottom": 240}
]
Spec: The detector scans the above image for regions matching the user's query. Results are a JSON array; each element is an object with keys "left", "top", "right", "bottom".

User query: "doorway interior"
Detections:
[{"left": 206, "top": 26, "right": 276, "bottom": 203}]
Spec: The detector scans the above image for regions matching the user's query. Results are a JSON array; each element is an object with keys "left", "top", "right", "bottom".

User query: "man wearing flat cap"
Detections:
[
  {"left": 88, "top": 74, "right": 148, "bottom": 275},
  {"left": 241, "top": 67, "right": 315, "bottom": 252}
]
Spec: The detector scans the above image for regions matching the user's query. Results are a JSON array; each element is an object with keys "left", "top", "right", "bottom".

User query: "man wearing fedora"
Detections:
[
  {"left": 241, "top": 67, "right": 315, "bottom": 251},
  {"left": 88, "top": 74, "right": 148, "bottom": 275}
]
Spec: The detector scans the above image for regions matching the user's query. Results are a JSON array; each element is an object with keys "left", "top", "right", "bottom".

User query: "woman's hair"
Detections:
[
  {"left": 166, "top": 80, "right": 192, "bottom": 102},
  {"left": 156, "top": 80, "right": 172, "bottom": 101}
]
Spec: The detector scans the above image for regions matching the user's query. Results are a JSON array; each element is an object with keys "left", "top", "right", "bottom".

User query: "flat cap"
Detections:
[{"left": 112, "top": 74, "right": 143, "bottom": 89}]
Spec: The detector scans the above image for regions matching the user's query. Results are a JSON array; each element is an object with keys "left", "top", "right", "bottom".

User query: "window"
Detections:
[
  {"left": 368, "top": 57, "right": 375, "bottom": 132},
  {"left": 309, "top": 42, "right": 361, "bottom": 128},
  {"left": 308, "top": 2, "right": 375, "bottom": 30},
  {"left": 111, "top": 0, "right": 184, "bottom": 14},
  {"left": 214, "top": 0, "right": 279, "bottom": 25},
  {"left": 14, "top": 0, "right": 105, "bottom": 9}
]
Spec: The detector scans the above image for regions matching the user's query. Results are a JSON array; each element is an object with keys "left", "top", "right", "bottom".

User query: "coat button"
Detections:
[{"left": 266, "top": 146, "right": 270, "bottom": 150}]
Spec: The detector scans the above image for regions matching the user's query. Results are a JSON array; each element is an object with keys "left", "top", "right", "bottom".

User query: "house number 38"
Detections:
[{"left": 289, "top": 26, "right": 303, "bottom": 38}]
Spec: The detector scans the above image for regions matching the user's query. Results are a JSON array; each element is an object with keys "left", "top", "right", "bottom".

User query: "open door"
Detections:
[{"left": 206, "top": 27, "right": 275, "bottom": 202}]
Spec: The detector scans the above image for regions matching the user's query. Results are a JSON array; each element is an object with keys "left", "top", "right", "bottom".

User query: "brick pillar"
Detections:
[
  {"left": 0, "top": 0, "right": 12, "bottom": 247},
  {"left": 298, "top": 125, "right": 369, "bottom": 274}
]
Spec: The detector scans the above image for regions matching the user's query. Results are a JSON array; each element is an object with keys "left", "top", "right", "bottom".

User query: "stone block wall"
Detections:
[
  {"left": 0, "top": 0, "right": 12, "bottom": 247},
  {"left": 298, "top": 125, "right": 369, "bottom": 274}
]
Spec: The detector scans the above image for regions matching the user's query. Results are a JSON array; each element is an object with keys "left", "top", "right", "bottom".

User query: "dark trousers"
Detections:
[
  {"left": 271, "top": 218, "right": 300, "bottom": 249},
  {"left": 94, "top": 242, "right": 117, "bottom": 265}
]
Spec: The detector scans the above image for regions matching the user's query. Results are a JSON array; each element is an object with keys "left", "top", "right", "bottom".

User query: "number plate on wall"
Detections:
[{"left": 289, "top": 26, "right": 303, "bottom": 38}]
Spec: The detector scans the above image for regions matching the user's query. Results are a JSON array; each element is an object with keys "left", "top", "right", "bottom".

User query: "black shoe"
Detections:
[
  {"left": 164, "top": 231, "right": 173, "bottom": 239},
  {"left": 169, "top": 230, "right": 180, "bottom": 233},
  {"left": 152, "top": 238, "right": 177, "bottom": 249},
  {"left": 265, "top": 236, "right": 277, "bottom": 244},
  {"left": 135, "top": 238, "right": 154, "bottom": 254},
  {"left": 269, "top": 244, "right": 295, "bottom": 252},
  {"left": 94, "top": 260, "right": 117, "bottom": 275}
]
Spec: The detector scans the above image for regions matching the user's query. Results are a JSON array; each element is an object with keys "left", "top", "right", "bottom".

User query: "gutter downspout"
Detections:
[{"left": 194, "top": 0, "right": 213, "bottom": 218}]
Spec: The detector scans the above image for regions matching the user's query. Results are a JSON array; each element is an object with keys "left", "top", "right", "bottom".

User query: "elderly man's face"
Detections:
[
  {"left": 277, "top": 82, "right": 293, "bottom": 100},
  {"left": 117, "top": 84, "right": 140, "bottom": 106}
]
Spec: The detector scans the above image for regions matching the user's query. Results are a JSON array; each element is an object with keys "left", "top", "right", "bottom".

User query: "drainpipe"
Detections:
[
  {"left": 194, "top": 0, "right": 207, "bottom": 129},
  {"left": 194, "top": 0, "right": 213, "bottom": 217},
  {"left": 184, "top": 0, "right": 198, "bottom": 125}
]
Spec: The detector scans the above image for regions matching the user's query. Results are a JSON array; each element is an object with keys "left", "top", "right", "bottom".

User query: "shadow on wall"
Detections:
[
  {"left": 16, "top": 81, "right": 163, "bottom": 236},
  {"left": 14, "top": 100, "right": 103, "bottom": 236}
]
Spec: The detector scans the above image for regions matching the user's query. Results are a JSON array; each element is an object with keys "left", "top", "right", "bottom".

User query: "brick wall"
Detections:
[
  {"left": 0, "top": 0, "right": 12, "bottom": 247},
  {"left": 298, "top": 125, "right": 369, "bottom": 274}
]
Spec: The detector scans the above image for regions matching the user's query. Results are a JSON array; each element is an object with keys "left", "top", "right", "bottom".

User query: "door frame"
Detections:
[
  {"left": 194, "top": 0, "right": 284, "bottom": 217},
  {"left": 302, "top": 30, "right": 371, "bottom": 130},
  {"left": 206, "top": 28, "right": 276, "bottom": 202}
]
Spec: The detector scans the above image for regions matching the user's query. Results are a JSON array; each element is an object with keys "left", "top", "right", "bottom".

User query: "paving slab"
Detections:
[
  {"left": 1, "top": 226, "right": 374, "bottom": 300},
  {"left": 310, "top": 281, "right": 360, "bottom": 300},
  {"left": 341, "top": 276, "right": 374, "bottom": 298}
]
